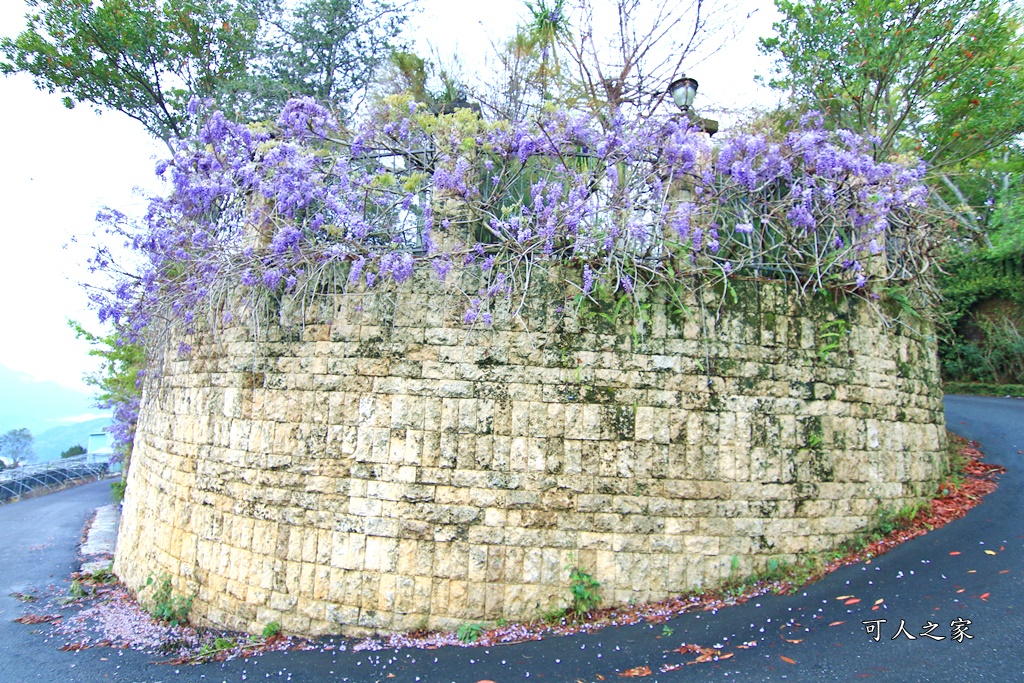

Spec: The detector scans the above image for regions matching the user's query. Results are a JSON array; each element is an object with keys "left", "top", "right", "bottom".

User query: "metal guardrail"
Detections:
[{"left": 0, "top": 456, "right": 110, "bottom": 504}]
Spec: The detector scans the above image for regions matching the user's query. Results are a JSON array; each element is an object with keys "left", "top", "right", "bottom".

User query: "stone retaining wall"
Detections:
[{"left": 114, "top": 277, "right": 946, "bottom": 636}]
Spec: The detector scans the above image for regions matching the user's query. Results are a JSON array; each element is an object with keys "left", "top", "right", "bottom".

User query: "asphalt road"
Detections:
[{"left": 1, "top": 395, "right": 1021, "bottom": 682}]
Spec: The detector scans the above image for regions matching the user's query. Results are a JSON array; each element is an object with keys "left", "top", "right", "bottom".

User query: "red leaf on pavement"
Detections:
[
  {"left": 980, "top": 593, "right": 990, "bottom": 600},
  {"left": 619, "top": 665, "right": 652, "bottom": 677},
  {"left": 829, "top": 621, "right": 845, "bottom": 627},
  {"left": 780, "top": 656, "right": 796, "bottom": 664},
  {"left": 949, "top": 551, "right": 961, "bottom": 556},
  {"left": 844, "top": 598, "right": 861, "bottom": 605},
  {"left": 14, "top": 614, "right": 61, "bottom": 624}
]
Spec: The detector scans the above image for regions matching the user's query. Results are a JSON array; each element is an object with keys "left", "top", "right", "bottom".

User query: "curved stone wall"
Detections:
[{"left": 114, "top": 278, "right": 946, "bottom": 636}]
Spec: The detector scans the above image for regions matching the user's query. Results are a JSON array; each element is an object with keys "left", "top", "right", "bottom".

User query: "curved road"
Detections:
[{"left": 0, "top": 395, "right": 1021, "bottom": 682}]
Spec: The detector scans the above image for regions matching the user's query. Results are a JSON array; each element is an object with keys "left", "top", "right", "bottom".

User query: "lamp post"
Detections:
[{"left": 668, "top": 75, "right": 718, "bottom": 136}]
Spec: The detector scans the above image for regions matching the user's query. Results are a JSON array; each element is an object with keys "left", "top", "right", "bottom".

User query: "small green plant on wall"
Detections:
[
  {"left": 456, "top": 622, "right": 485, "bottom": 643},
  {"left": 817, "top": 319, "right": 848, "bottom": 362},
  {"left": 566, "top": 559, "right": 601, "bottom": 619},
  {"left": 141, "top": 573, "right": 193, "bottom": 626},
  {"left": 261, "top": 620, "right": 282, "bottom": 639}
]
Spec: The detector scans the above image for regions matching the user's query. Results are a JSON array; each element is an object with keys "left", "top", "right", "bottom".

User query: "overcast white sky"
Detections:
[{"left": 0, "top": 0, "right": 780, "bottom": 397}]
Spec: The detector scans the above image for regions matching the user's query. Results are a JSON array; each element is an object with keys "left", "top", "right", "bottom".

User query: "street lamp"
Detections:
[
  {"left": 668, "top": 75, "right": 718, "bottom": 136},
  {"left": 668, "top": 76, "right": 699, "bottom": 112}
]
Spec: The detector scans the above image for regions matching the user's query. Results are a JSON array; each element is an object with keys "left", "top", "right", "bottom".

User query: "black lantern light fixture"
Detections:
[
  {"left": 668, "top": 76, "right": 699, "bottom": 112},
  {"left": 668, "top": 74, "right": 718, "bottom": 136}
]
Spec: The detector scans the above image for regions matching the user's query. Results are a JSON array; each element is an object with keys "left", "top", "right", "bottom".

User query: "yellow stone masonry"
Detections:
[{"left": 115, "top": 278, "right": 946, "bottom": 636}]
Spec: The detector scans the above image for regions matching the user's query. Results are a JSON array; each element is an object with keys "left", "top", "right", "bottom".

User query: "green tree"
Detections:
[
  {"left": 71, "top": 321, "right": 145, "bottom": 465},
  {"left": 518, "top": 0, "right": 570, "bottom": 99},
  {"left": 1, "top": 0, "right": 263, "bottom": 144},
  {"left": 1, "top": 0, "right": 412, "bottom": 145},
  {"left": 0, "top": 428, "right": 35, "bottom": 465},
  {"left": 760, "top": 0, "right": 1024, "bottom": 169},
  {"left": 259, "top": 0, "right": 409, "bottom": 109},
  {"left": 61, "top": 444, "right": 88, "bottom": 458}
]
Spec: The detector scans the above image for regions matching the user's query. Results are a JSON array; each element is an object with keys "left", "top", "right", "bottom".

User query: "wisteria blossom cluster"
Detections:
[{"left": 92, "top": 97, "right": 938, "bottom": 341}]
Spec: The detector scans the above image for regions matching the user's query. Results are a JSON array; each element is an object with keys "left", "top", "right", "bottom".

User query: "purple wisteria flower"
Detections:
[{"left": 89, "top": 94, "right": 937, "bottom": 421}]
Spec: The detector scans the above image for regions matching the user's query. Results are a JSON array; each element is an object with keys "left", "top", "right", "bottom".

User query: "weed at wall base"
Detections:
[{"left": 141, "top": 573, "right": 193, "bottom": 626}]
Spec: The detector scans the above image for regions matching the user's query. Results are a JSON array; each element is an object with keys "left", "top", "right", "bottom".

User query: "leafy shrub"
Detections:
[
  {"left": 261, "top": 620, "right": 282, "bottom": 638},
  {"left": 567, "top": 563, "right": 601, "bottom": 618},
  {"left": 141, "top": 574, "right": 193, "bottom": 626},
  {"left": 110, "top": 479, "right": 126, "bottom": 503},
  {"left": 943, "top": 316, "right": 1024, "bottom": 385},
  {"left": 456, "top": 622, "right": 484, "bottom": 643}
]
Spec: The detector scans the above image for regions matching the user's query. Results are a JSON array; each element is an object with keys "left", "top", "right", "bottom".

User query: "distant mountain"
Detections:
[
  {"left": 0, "top": 363, "right": 109, "bottom": 445},
  {"left": 32, "top": 417, "right": 113, "bottom": 462}
]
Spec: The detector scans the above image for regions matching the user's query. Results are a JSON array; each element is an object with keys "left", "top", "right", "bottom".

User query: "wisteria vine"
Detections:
[{"left": 91, "top": 96, "right": 941, "bottom": 351}]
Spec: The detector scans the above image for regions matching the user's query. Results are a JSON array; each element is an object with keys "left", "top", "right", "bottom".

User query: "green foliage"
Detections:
[
  {"left": 0, "top": 0, "right": 262, "bottom": 143},
  {"left": 69, "top": 578, "right": 88, "bottom": 598},
  {"left": 566, "top": 562, "right": 601, "bottom": 618},
  {"left": 253, "top": 0, "right": 408, "bottom": 112},
  {"left": 0, "top": 428, "right": 35, "bottom": 465},
  {"left": 943, "top": 381, "right": 1024, "bottom": 398},
  {"left": 261, "top": 620, "right": 281, "bottom": 638},
  {"left": 873, "top": 502, "right": 925, "bottom": 537},
  {"left": 456, "top": 622, "right": 485, "bottom": 643},
  {"left": 946, "top": 315, "right": 1024, "bottom": 384},
  {"left": 988, "top": 174, "right": 1024, "bottom": 257},
  {"left": 141, "top": 573, "right": 193, "bottom": 626},
  {"left": 816, "top": 319, "right": 848, "bottom": 363},
  {"left": 936, "top": 162, "right": 1024, "bottom": 387},
  {"left": 61, "top": 444, "right": 87, "bottom": 459},
  {"left": 661, "top": 625, "right": 674, "bottom": 637},
  {"left": 0, "top": 0, "right": 410, "bottom": 144},
  {"left": 760, "top": 0, "right": 1024, "bottom": 169},
  {"left": 84, "top": 566, "right": 117, "bottom": 584},
  {"left": 937, "top": 228, "right": 1024, "bottom": 385},
  {"left": 390, "top": 51, "right": 430, "bottom": 104},
  {"left": 110, "top": 479, "right": 127, "bottom": 503},
  {"left": 539, "top": 606, "right": 567, "bottom": 624},
  {"left": 198, "top": 636, "right": 237, "bottom": 658},
  {"left": 71, "top": 320, "right": 145, "bottom": 462},
  {"left": 517, "top": 0, "right": 570, "bottom": 98}
]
